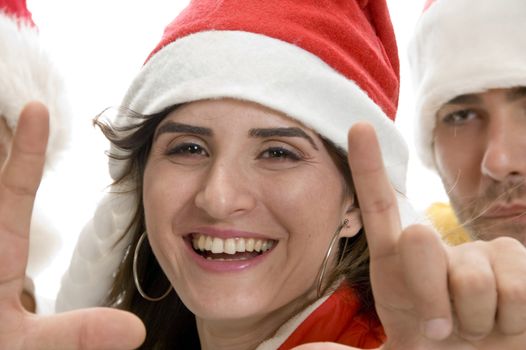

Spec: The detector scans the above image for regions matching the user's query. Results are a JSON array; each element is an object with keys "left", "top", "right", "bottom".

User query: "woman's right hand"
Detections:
[
  {"left": 293, "top": 122, "right": 526, "bottom": 350},
  {"left": 0, "top": 102, "right": 145, "bottom": 349}
]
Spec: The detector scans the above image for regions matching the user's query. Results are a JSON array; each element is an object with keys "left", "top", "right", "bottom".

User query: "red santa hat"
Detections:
[
  {"left": 0, "top": 0, "right": 71, "bottom": 169},
  {"left": 409, "top": 0, "right": 526, "bottom": 168},
  {"left": 57, "top": 0, "right": 418, "bottom": 311}
]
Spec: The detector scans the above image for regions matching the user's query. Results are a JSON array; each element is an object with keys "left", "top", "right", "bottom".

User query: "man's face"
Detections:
[
  {"left": 0, "top": 117, "right": 13, "bottom": 168},
  {"left": 433, "top": 87, "right": 526, "bottom": 243}
]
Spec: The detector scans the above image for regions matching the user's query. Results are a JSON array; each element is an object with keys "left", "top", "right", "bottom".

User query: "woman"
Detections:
[
  {"left": 59, "top": 0, "right": 408, "bottom": 347},
  {"left": 96, "top": 98, "right": 384, "bottom": 349},
  {"left": 2, "top": 0, "right": 526, "bottom": 349}
]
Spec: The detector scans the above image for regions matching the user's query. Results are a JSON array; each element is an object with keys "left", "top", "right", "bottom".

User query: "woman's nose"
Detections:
[{"left": 194, "top": 161, "right": 257, "bottom": 220}]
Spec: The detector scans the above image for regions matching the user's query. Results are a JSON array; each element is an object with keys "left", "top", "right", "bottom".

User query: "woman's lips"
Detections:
[{"left": 184, "top": 233, "right": 277, "bottom": 272}]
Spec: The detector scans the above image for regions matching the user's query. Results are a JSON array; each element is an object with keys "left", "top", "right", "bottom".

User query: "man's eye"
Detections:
[
  {"left": 166, "top": 143, "right": 208, "bottom": 157},
  {"left": 442, "top": 110, "right": 477, "bottom": 125},
  {"left": 260, "top": 147, "right": 301, "bottom": 161}
]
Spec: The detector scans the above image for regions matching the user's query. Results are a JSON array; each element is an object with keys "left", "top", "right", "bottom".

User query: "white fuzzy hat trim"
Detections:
[{"left": 408, "top": 0, "right": 526, "bottom": 168}]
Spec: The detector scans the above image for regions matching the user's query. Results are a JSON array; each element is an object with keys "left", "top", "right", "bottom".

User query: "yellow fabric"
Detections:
[{"left": 426, "top": 202, "right": 472, "bottom": 246}]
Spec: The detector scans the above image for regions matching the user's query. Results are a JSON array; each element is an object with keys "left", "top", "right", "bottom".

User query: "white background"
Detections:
[{"left": 26, "top": 0, "right": 448, "bottom": 302}]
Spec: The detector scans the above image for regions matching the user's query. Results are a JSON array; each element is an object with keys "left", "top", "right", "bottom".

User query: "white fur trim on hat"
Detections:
[
  {"left": 0, "top": 10, "right": 71, "bottom": 169},
  {"left": 408, "top": 0, "right": 526, "bottom": 168},
  {"left": 57, "top": 30, "right": 414, "bottom": 311},
  {"left": 117, "top": 31, "right": 409, "bottom": 191}
]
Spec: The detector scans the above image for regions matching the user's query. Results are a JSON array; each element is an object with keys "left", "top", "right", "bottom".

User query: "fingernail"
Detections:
[{"left": 423, "top": 318, "right": 452, "bottom": 340}]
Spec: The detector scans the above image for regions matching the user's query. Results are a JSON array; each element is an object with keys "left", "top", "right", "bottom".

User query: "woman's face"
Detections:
[{"left": 143, "top": 98, "right": 354, "bottom": 322}]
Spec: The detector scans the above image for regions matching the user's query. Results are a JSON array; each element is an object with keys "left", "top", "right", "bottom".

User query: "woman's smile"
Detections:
[
  {"left": 191, "top": 234, "right": 275, "bottom": 257},
  {"left": 184, "top": 232, "right": 278, "bottom": 272}
]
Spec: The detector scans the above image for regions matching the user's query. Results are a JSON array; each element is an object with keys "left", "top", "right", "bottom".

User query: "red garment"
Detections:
[{"left": 278, "top": 286, "right": 385, "bottom": 349}]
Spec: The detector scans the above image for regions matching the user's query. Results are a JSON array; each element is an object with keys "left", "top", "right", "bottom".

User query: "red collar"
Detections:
[{"left": 277, "top": 285, "right": 385, "bottom": 349}]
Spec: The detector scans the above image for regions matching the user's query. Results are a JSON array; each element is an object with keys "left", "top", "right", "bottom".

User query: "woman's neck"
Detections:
[{"left": 195, "top": 288, "right": 317, "bottom": 350}]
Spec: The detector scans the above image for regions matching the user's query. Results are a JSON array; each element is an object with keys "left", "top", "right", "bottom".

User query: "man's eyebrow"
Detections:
[
  {"left": 249, "top": 127, "right": 318, "bottom": 150},
  {"left": 154, "top": 121, "right": 212, "bottom": 140},
  {"left": 445, "top": 93, "right": 482, "bottom": 105},
  {"left": 506, "top": 86, "right": 526, "bottom": 102}
]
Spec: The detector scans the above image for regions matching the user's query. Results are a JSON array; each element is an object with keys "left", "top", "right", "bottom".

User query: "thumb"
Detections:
[{"left": 26, "top": 308, "right": 146, "bottom": 350}]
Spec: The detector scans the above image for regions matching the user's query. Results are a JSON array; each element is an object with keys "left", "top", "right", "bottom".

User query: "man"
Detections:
[
  {"left": 408, "top": 0, "right": 526, "bottom": 244},
  {"left": 1, "top": 0, "right": 71, "bottom": 311}
]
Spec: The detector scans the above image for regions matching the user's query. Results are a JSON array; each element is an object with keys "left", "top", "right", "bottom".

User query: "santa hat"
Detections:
[
  {"left": 57, "top": 0, "right": 418, "bottom": 311},
  {"left": 409, "top": 0, "right": 526, "bottom": 168},
  {"left": 0, "top": 0, "right": 71, "bottom": 169}
]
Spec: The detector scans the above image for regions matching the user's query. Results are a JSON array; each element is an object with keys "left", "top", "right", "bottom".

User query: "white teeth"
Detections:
[
  {"left": 224, "top": 238, "right": 236, "bottom": 255},
  {"left": 235, "top": 238, "right": 245, "bottom": 252},
  {"left": 246, "top": 238, "right": 255, "bottom": 252},
  {"left": 205, "top": 236, "right": 213, "bottom": 251},
  {"left": 211, "top": 237, "right": 223, "bottom": 253},
  {"left": 192, "top": 234, "right": 275, "bottom": 255},
  {"left": 197, "top": 235, "right": 206, "bottom": 251}
]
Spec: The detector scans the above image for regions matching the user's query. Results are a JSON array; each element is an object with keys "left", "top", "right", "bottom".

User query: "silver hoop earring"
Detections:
[
  {"left": 133, "top": 232, "right": 173, "bottom": 302},
  {"left": 316, "top": 219, "right": 349, "bottom": 298}
]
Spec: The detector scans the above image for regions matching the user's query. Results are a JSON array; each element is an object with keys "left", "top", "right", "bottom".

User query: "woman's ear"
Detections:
[{"left": 340, "top": 206, "right": 362, "bottom": 238}]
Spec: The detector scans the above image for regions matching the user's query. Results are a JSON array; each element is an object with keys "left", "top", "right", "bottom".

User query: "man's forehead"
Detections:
[{"left": 445, "top": 86, "right": 526, "bottom": 105}]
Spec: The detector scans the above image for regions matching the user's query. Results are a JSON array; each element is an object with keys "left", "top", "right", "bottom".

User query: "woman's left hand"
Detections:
[{"left": 293, "top": 122, "right": 526, "bottom": 349}]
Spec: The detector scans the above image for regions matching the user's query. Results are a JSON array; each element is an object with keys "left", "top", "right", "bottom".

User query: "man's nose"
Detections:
[{"left": 481, "top": 114, "right": 526, "bottom": 182}]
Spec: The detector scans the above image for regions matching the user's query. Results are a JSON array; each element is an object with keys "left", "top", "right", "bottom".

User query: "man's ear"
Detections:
[{"left": 340, "top": 206, "right": 362, "bottom": 238}]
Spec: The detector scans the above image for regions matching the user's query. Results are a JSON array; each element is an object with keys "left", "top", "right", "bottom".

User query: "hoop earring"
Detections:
[
  {"left": 316, "top": 219, "right": 349, "bottom": 298},
  {"left": 133, "top": 232, "right": 173, "bottom": 302}
]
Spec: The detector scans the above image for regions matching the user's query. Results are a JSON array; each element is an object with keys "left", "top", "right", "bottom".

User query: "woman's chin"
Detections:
[{"left": 188, "top": 293, "right": 274, "bottom": 321}]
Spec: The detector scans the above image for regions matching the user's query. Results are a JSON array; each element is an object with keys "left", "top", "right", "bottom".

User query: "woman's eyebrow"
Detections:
[
  {"left": 154, "top": 121, "right": 212, "bottom": 140},
  {"left": 249, "top": 127, "right": 318, "bottom": 150}
]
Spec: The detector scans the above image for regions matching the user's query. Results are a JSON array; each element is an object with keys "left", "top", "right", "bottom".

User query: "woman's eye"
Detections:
[
  {"left": 166, "top": 143, "right": 208, "bottom": 157},
  {"left": 442, "top": 109, "right": 477, "bottom": 125},
  {"left": 259, "top": 147, "right": 301, "bottom": 161}
]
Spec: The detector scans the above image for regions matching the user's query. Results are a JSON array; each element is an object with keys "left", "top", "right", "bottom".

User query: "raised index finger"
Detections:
[
  {"left": 0, "top": 102, "right": 48, "bottom": 237},
  {"left": 347, "top": 122, "right": 401, "bottom": 259},
  {"left": 0, "top": 102, "right": 49, "bottom": 294}
]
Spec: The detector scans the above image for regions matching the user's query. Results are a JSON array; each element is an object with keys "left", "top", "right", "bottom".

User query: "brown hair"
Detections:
[{"left": 97, "top": 106, "right": 377, "bottom": 349}]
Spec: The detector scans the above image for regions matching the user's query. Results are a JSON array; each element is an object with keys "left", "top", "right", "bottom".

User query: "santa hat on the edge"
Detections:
[
  {"left": 409, "top": 0, "right": 526, "bottom": 168},
  {"left": 0, "top": 0, "right": 70, "bottom": 169},
  {"left": 57, "top": 0, "right": 419, "bottom": 311}
]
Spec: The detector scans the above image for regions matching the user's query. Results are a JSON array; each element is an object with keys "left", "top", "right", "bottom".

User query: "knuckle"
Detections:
[
  {"left": 491, "top": 236, "right": 524, "bottom": 251},
  {"left": 362, "top": 197, "right": 395, "bottom": 215},
  {"left": 499, "top": 280, "right": 526, "bottom": 304},
  {"left": 449, "top": 268, "right": 494, "bottom": 296},
  {"left": 401, "top": 224, "right": 438, "bottom": 244}
]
